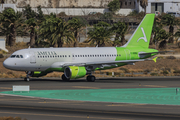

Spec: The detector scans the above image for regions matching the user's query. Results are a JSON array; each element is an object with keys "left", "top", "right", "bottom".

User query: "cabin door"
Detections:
[
  {"left": 29, "top": 51, "right": 36, "bottom": 64},
  {"left": 124, "top": 49, "right": 131, "bottom": 60}
]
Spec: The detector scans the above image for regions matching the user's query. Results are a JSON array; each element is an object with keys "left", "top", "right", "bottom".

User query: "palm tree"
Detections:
[
  {"left": 137, "top": 0, "right": 148, "bottom": 15},
  {"left": 0, "top": 8, "right": 23, "bottom": 46},
  {"left": 87, "top": 21, "right": 113, "bottom": 47},
  {"left": 154, "top": 29, "right": 169, "bottom": 49},
  {"left": 68, "top": 17, "right": 85, "bottom": 47},
  {"left": 38, "top": 13, "right": 75, "bottom": 47},
  {"left": 23, "top": 5, "right": 38, "bottom": 47},
  {"left": 111, "top": 21, "right": 128, "bottom": 46},
  {"left": 161, "top": 14, "right": 179, "bottom": 43},
  {"left": 175, "top": 29, "right": 180, "bottom": 47},
  {"left": 151, "top": 17, "right": 163, "bottom": 45}
]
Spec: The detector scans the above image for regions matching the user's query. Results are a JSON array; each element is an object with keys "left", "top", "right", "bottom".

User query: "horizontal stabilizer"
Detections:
[{"left": 139, "top": 50, "right": 174, "bottom": 56}]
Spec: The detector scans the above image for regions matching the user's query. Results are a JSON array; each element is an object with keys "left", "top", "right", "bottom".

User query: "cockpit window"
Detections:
[
  {"left": 10, "top": 55, "right": 23, "bottom": 58},
  {"left": 10, "top": 55, "right": 16, "bottom": 58},
  {"left": 16, "top": 55, "right": 20, "bottom": 58}
]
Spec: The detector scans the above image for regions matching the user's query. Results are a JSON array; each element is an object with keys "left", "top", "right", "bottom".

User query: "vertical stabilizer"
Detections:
[{"left": 122, "top": 14, "right": 155, "bottom": 48}]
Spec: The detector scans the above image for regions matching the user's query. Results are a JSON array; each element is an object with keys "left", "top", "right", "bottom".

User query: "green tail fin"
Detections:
[{"left": 123, "top": 14, "right": 155, "bottom": 48}]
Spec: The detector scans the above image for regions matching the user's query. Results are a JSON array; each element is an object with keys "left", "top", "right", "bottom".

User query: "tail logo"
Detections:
[{"left": 137, "top": 27, "right": 147, "bottom": 43}]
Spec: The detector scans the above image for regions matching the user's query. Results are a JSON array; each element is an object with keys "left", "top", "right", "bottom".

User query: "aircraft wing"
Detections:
[{"left": 61, "top": 59, "right": 145, "bottom": 67}]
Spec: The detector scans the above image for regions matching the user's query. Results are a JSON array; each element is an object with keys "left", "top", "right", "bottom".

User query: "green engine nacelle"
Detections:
[{"left": 64, "top": 66, "right": 87, "bottom": 79}]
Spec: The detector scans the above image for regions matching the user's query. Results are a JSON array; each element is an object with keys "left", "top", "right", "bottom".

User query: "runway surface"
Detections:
[{"left": 0, "top": 76, "right": 180, "bottom": 120}]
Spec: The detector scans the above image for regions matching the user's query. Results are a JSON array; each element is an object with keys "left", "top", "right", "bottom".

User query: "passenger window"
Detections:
[
  {"left": 20, "top": 55, "right": 23, "bottom": 58},
  {"left": 65, "top": 55, "right": 67, "bottom": 57},
  {"left": 75, "top": 55, "right": 77, "bottom": 57},
  {"left": 69, "top": 55, "right": 70, "bottom": 57}
]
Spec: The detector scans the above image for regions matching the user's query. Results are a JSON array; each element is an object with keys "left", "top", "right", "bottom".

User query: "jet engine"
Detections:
[{"left": 64, "top": 66, "right": 87, "bottom": 79}]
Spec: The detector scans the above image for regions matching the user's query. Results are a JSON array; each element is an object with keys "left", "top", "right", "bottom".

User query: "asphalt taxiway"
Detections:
[{"left": 0, "top": 77, "right": 180, "bottom": 120}]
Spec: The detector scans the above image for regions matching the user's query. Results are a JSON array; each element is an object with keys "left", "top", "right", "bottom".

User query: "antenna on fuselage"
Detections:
[
  {"left": 28, "top": 46, "right": 30, "bottom": 49},
  {"left": 96, "top": 45, "right": 98, "bottom": 47}
]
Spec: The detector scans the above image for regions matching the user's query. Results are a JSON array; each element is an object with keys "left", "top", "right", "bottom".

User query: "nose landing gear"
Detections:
[
  {"left": 24, "top": 71, "right": 32, "bottom": 82},
  {"left": 24, "top": 77, "right": 30, "bottom": 82}
]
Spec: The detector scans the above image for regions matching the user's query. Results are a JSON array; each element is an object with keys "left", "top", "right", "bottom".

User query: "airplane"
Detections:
[{"left": 3, "top": 14, "right": 159, "bottom": 82}]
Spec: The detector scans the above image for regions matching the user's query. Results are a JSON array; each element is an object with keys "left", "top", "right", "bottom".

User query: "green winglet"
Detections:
[{"left": 152, "top": 57, "right": 158, "bottom": 63}]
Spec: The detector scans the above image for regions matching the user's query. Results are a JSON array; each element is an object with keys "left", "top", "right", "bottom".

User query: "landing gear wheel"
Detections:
[
  {"left": 61, "top": 74, "right": 70, "bottom": 81},
  {"left": 24, "top": 77, "right": 30, "bottom": 82},
  {"left": 86, "top": 75, "right": 96, "bottom": 82}
]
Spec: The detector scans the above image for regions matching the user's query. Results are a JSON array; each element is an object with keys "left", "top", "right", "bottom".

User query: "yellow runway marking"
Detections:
[
  {"left": 143, "top": 85, "right": 167, "bottom": 88},
  {"left": 0, "top": 99, "right": 39, "bottom": 101},
  {"left": 0, "top": 111, "right": 130, "bottom": 120},
  {"left": 0, "top": 87, "right": 12, "bottom": 90},
  {"left": 107, "top": 104, "right": 145, "bottom": 107},
  {"left": 38, "top": 101, "right": 83, "bottom": 104},
  {"left": 72, "top": 86, "right": 99, "bottom": 89},
  {"left": 107, "top": 104, "right": 180, "bottom": 110}
]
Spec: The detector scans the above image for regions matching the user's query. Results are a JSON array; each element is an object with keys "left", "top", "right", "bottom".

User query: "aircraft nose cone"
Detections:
[
  {"left": 3, "top": 59, "right": 12, "bottom": 69},
  {"left": 3, "top": 59, "right": 9, "bottom": 68}
]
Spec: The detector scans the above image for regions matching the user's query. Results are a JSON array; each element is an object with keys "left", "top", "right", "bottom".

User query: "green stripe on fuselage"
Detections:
[{"left": 115, "top": 47, "right": 158, "bottom": 61}]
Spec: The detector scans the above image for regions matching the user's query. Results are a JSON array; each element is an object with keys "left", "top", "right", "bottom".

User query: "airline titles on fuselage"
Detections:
[{"left": 37, "top": 51, "right": 58, "bottom": 56}]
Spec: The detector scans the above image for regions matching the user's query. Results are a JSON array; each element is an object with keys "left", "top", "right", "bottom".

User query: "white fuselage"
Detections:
[{"left": 3, "top": 47, "right": 123, "bottom": 71}]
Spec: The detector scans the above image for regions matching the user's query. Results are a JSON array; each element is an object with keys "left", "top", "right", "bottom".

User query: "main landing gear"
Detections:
[
  {"left": 61, "top": 74, "right": 70, "bottom": 81},
  {"left": 86, "top": 75, "right": 96, "bottom": 82}
]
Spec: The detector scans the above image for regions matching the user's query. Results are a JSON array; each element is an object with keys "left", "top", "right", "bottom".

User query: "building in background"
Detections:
[
  {"left": 139, "top": 0, "right": 180, "bottom": 14},
  {"left": 1, "top": 0, "right": 136, "bottom": 16},
  {"left": 0, "top": 0, "right": 179, "bottom": 16}
]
